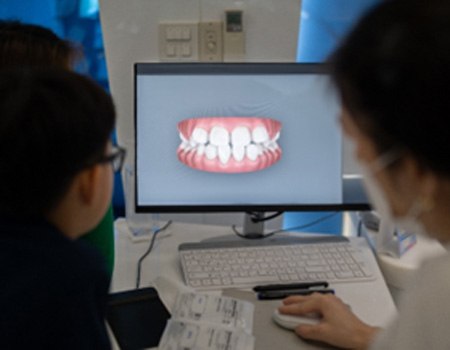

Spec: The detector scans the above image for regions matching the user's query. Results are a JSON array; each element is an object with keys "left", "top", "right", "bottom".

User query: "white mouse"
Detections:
[{"left": 272, "top": 309, "right": 320, "bottom": 330}]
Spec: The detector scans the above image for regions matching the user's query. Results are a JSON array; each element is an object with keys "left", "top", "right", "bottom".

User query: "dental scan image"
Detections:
[
  {"left": 135, "top": 64, "right": 342, "bottom": 209},
  {"left": 177, "top": 117, "right": 282, "bottom": 173}
]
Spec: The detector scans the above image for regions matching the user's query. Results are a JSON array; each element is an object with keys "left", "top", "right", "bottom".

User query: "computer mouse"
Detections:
[{"left": 272, "top": 309, "right": 320, "bottom": 330}]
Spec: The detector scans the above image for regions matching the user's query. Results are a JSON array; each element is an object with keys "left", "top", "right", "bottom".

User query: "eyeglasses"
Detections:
[{"left": 97, "top": 145, "right": 126, "bottom": 173}]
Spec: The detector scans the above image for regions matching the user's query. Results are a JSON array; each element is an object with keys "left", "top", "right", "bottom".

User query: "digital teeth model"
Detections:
[{"left": 177, "top": 117, "right": 282, "bottom": 173}]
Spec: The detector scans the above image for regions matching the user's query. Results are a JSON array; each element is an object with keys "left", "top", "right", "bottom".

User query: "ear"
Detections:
[
  {"left": 418, "top": 167, "right": 439, "bottom": 211},
  {"left": 398, "top": 155, "right": 437, "bottom": 206},
  {"left": 76, "top": 164, "right": 103, "bottom": 205},
  {"left": 340, "top": 109, "right": 379, "bottom": 163}
]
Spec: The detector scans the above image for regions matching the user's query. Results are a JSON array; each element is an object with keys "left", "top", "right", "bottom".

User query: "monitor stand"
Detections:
[
  {"left": 241, "top": 212, "right": 266, "bottom": 239},
  {"left": 204, "top": 212, "right": 281, "bottom": 242}
]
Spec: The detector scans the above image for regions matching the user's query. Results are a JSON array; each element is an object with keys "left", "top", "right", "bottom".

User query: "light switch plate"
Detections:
[{"left": 158, "top": 22, "right": 199, "bottom": 61}]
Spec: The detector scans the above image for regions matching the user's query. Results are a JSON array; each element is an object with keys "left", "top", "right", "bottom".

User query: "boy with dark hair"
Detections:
[
  {"left": 0, "top": 19, "right": 116, "bottom": 276},
  {"left": 0, "top": 19, "right": 77, "bottom": 69},
  {"left": 0, "top": 68, "right": 124, "bottom": 348}
]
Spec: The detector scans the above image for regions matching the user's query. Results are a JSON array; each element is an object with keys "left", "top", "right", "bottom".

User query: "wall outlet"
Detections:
[
  {"left": 158, "top": 22, "right": 199, "bottom": 61},
  {"left": 199, "top": 21, "right": 223, "bottom": 62}
]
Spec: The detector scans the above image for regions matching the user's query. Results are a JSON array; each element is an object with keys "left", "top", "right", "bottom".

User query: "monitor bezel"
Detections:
[{"left": 134, "top": 62, "right": 370, "bottom": 213}]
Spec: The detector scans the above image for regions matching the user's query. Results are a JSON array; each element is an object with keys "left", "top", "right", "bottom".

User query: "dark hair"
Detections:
[
  {"left": 0, "top": 69, "right": 116, "bottom": 218},
  {"left": 0, "top": 20, "right": 79, "bottom": 69},
  {"left": 331, "top": 0, "right": 450, "bottom": 176}
]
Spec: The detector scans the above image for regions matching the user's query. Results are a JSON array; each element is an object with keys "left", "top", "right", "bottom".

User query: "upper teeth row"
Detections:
[
  {"left": 179, "top": 126, "right": 280, "bottom": 164},
  {"left": 182, "top": 126, "right": 279, "bottom": 147}
]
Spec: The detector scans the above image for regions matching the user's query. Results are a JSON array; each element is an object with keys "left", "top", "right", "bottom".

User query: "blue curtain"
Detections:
[
  {"left": 286, "top": 0, "right": 379, "bottom": 234},
  {"left": 297, "top": 0, "right": 380, "bottom": 62}
]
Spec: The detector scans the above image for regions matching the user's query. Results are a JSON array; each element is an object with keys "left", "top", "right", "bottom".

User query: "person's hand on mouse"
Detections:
[{"left": 279, "top": 293, "right": 380, "bottom": 350}]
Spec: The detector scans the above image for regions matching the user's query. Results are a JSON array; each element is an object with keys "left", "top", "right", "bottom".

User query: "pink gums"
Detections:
[{"left": 177, "top": 117, "right": 282, "bottom": 173}]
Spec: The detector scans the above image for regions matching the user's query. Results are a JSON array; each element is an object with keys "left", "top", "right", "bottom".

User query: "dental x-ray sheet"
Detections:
[{"left": 135, "top": 67, "right": 342, "bottom": 207}]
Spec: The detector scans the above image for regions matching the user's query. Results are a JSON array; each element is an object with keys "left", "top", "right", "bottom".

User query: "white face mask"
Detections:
[{"left": 358, "top": 150, "right": 427, "bottom": 236}]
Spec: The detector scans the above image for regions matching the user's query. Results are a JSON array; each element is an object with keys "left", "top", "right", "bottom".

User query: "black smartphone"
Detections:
[{"left": 106, "top": 287, "right": 171, "bottom": 350}]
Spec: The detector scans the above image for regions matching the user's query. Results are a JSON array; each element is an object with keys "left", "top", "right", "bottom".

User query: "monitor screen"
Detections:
[{"left": 135, "top": 63, "right": 365, "bottom": 213}]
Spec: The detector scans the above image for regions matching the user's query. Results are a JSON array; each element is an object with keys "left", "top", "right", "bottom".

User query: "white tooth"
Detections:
[
  {"left": 180, "top": 141, "right": 189, "bottom": 150},
  {"left": 273, "top": 131, "right": 280, "bottom": 141},
  {"left": 180, "top": 132, "right": 188, "bottom": 143},
  {"left": 192, "top": 127, "right": 208, "bottom": 144},
  {"left": 252, "top": 126, "right": 269, "bottom": 143},
  {"left": 183, "top": 143, "right": 192, "bottom": 152},
  {"left": 218, "top": 145, "right": 231, "bottom": 164},
  {"left": 268, "top": 142, "right": 278, "bottom": 151},
  {"left": 232, "top": 145, "right": 245, "bottom": 162},
  {"left": 231, "top": 126, "right": 251, "bottom": 146},
  {"left": 246, "top": 144, "right": 259, "bottom": 161},
  {"left": 263, "top": 140, "right": 279, "bottom": 151},
  {"left": 256, "top": 144, "right": 264, "bottom": 155},
  {"left": 205, "top": 144, "right": 217, "bottom": 160},
  {"left": 197, "top": 144, "right": 205, "bottom": 156},
  {"left": 209, "top": 126, "right": 230, "bottom": 146},
  {"left": 189, "top": 139, "right": 197, "bottom": 148}
]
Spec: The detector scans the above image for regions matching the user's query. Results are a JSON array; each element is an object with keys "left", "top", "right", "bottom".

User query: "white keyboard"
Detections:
[{"left": 179, "top": 236, "right": 375, "bottom": 290}]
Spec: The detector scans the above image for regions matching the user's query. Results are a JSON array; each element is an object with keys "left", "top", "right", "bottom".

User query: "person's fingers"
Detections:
[
  {"left": 282, "top": 295, "right": 308, "bottom": 305},
  {"left": 295, "top": 324, "right": 325, "bottom": 342},
  {"left": 279, "top": 295, "right": 323, "bottom": 315},
  {"left": 279, "top": 293, "right": 376, "bottom": 349},
  {"left": 283, "top": 292, "right": 340, "bottom": 305},
  {"left": 280, "top": 293, "right": 344, "bottom": 316}
]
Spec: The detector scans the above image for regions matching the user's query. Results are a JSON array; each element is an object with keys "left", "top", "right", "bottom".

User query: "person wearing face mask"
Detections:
[{"left": 278, "top": 0, "right": 450, "bottom": 349}]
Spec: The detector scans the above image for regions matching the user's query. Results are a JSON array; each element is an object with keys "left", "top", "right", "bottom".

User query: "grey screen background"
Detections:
[{"left": 136, "top": 73, "right": 342, "bottom": 206}]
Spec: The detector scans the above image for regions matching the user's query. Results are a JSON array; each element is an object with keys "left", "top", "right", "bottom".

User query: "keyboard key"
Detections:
[{"left": 336, "top": 271, "right": 355, "bottom": 279}]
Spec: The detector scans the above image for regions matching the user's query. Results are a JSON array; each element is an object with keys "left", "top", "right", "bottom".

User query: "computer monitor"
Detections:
[{"left": 134, "top": 63, "right": 368, "bottom": 236}]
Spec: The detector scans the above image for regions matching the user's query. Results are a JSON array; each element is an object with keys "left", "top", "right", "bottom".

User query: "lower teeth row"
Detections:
[{"left": 179, "top": 141, "right": 279, "bottom": 164}]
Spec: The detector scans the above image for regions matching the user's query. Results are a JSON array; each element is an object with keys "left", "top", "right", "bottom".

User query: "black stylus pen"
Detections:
[
  {"left": 257, "top": 288, "right": 335, "bottom": 300},
  {"left": 253, "top": 281, "right": 329, "bottom": 292}
]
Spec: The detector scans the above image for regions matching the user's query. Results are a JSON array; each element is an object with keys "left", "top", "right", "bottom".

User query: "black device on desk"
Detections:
[
  {"left": 106, "top": 287, "right": 170, "bottom": 350},
  {"left": 253, "top": 281, "right": 335, "bottom": 300}
]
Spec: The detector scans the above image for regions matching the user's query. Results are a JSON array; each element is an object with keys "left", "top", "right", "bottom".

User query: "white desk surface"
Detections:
[{"left": 111, "top": 218, "right": 397, "bottom": 350}]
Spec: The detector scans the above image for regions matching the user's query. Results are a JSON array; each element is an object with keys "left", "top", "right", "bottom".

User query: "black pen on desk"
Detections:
[
  {"left": 253, "top": 281, "right": 329, "bottom": 292},
  {"left": 257, "top": 288, "right": 335, "bottom": 300}
]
